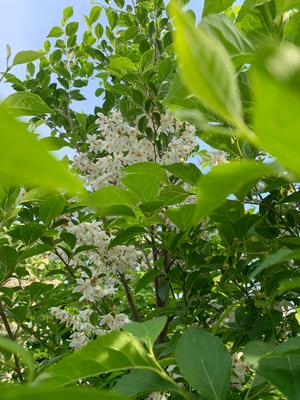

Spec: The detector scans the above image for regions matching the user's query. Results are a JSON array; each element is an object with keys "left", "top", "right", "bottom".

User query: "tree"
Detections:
[{"left": 0, "top": 0, "right": 300, "bottom": 399}]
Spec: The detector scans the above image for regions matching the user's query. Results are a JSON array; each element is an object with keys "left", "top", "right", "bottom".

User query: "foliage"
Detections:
[{"left": 0, "top": 0, "right": 300, "bottom": 399}]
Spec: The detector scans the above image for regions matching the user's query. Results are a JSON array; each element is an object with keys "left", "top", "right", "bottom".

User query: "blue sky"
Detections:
[
  {"left": 0, "top": 1, "right": 202, "bottom": 59},
  {"left": 0, "top": 0, "right": 203, "bottom": 104}
]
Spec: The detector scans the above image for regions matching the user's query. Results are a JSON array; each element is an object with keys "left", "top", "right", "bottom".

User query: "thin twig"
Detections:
[{"left": 0, "top": 298, "right": 24, "bottom": 383}]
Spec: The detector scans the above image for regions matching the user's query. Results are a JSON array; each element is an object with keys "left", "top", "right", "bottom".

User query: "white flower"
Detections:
[
  {"left": 73, "top": 278, "right": 94, "bottom": 301},
  {"left": 49, "top": 307, "right": 70, "bottom": 323},
  {"left": 99, "top": 314, "right": 114, "bottom": 329},
  {"left": 113, "top": 313, "right": 130, "bottom": 329},
  {"left": 69, "top": 332, "right": 88, "bottom": 349}
]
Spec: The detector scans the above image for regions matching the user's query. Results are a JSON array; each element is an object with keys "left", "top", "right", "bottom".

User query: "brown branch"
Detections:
[
  {"left": 0, "top": 298, "right": 24, "bottom": 383},
  {"left": 118, "top": 272, "right": 140, "bottom": 322}
]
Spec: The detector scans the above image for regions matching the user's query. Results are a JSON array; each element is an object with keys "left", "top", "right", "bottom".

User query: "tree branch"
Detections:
[{"left": 0, "top": 298, "right": 24, "bottom": 383}]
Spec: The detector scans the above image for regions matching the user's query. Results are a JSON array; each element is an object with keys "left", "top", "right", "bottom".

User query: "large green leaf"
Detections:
[
  {"left": 202, "top": 0, "right": 235, "bottom": 16},
  {"left": 176, "top": 328, "right": 231, "bottom": 400},
  {"left": 2, "top": 92, "right": 54, "bottom": 116},
  {"left": 194, "top": 161, "right": 274, "bottom": 224},
  {"left": 124, "top": 317, "right": 167, "bottom": 349},
  {"left": 171, "top": 3, "right": 243, "bottom": 125},
  {"left": 257, "top": 337, "right": 300, "bottom": 400},
  {"left": 243, "top": 341, "right": 275, "bottom": 369},
  {"left": 0, "top": 385, "right": 128, "bottom": 400},
  {"left": 200, "top": 14, "right": 254, "bottom": 65},
  {"left": 0, "top": 106, "right": 81, "bottom": 193},
  {"left": 253, "top": 43, "right": 300, "bottom": 178},
  {"left": 34, "top": 331, "right": 161, "bottom": 388}
]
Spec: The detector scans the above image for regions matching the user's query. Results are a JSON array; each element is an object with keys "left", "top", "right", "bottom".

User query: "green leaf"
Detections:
[
  {"left": 237, "top": 0, "right": 271, "bottom": 23},
  {"left": 171, "top": 3, "right": 243, "bottom": 125},
  {"left": 109, "top": 226, "right": 146, "bottom": 248},
  {"left": 13, "top": 50, "right": 42, "bottom": 65},
  {"left": 176, "top": 328, "right": 231, "bottom": 400},
  {"left": 66, "top": 22, "right": 79, "bottom": 36},
  {"left": 139, "top": 200, "right": 165, "bottom": 213},
  {"left": 249, "top": 247, "right": 294, "bottom": 278},
  {"left": 121, "top": 174, "right": 160, "bottom": 202},
  {"left": 244, "top": 341, "right": 275, "bottom": 369},
  {"left": 40, "top": 137, "right": 71, "bottom": 151},
  {"left": 158, "top": 57, "right": 173, "bottom": 82},
  {"left": 106, "top": 9, "right": 118, "bottom": 30},
  {"left": 165, "top": 204, "right": 197, "bottom": 231},
  {"left": 0, "top": 337, "right": 34, "bottom": 380},
  {"left": 0, "top": 386, "right": 128, "bottom": 400},
  {"left": 202, "top": 0, "right": 235, "bottom": 16},
  {"left": 19, "top": 188, "right": 50, "bottom": 204},
  {"left": 96, "top": 205, "right": 136, "bottom": 218},
  {"left": 124, "top": 162, "right": 168, "bottom": 183},
  {"left": 0, "top": 106, "right": 82, "bottom": 193},
  {"left": 200, "top": 14, "right": 254, "bottom": 65},
  {"left": 62, "top": 6, "right": 73, "bottom": 23},
  {"left": 89, "top": 6, "right": 102, "bottom": 24},
  {"left": 158, "top": 186, "right": 189, "bottom": 206},
  {"left": 164, "top": 162, "right": 201, "bottom": 185},
  {"left": 87, "top": 186, "right": 135, "bottom": 208},
  {"left": 95, "top": 23, "right": 104, "bottom": 39},
  {"left": 277, "top": 276, "right": 300, "bottom": 296},
  {"left": 114, "top": 0, "right": 125, "bottom": 7},
  {"left": 109, "top": 56, "right": 136, "bottom": 75},
  {"left": 124, "top": 317, "right": 167, "bottom": 349},
  {"left": 2, "top": 92, "right": 55, "bottom": 116},
  {"left": 10, "top": 223, "right": 45, "bottom": 245},
  {"left": 18, "top": 244, "right": 53, "bottom": 261},
  {"left": 114, "top": 370, "right": 177, "bottom": 398},
  {"left": 252, "top": 43, "right": 300, "bottom": 178},
  {"left": 0, "top": 246, "right": 18, "bottom": 277},
  {"left": 39, "top": 193, "right": 65, "bottom": 225},
  {"left": 135, "top": 269, "right": 159, "bottom": 294},
  {"left": 34, "top": 331, "right": 161, "bottom": 388},
  {"left": 257, "top": 337, "right": 300, "bottom": 400},
  {"left": 194, "top": 161, "right": 274, "bottom": 224},
  {"left": 47, "top": 26, "right": 64, "bottom": 38}
]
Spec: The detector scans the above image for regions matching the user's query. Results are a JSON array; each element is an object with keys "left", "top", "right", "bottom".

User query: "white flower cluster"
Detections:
[
  {"left": 65, "top": 220, "right": 142, "bottom": 278},
  {"left": 73, "top": 111, "right": 197, "bottom": 189},
  {"left": 51, "top": 110, "right": 198, "bottom": 349},
  {"left": 49, "top": 220, "right": 142, "bottom": 348},
  {"left": 49, "top": 307, "right": 129, "bottom": 349}
]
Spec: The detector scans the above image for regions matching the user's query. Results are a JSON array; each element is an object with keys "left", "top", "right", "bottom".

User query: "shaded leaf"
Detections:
[{"left": 176, "top": 328, "right": 231, "bottom": 400}]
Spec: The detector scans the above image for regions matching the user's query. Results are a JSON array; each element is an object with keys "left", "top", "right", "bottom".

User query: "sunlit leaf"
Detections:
[{"left": 0, "top": 106, "right": 82, "bottom": 193}]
